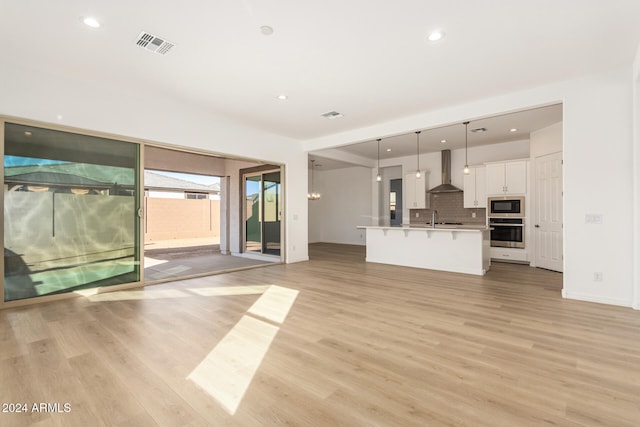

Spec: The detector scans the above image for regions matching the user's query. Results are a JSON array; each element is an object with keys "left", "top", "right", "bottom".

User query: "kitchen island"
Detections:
[{"left": 357, "top": 225, "right": 491, "bottom": 275}]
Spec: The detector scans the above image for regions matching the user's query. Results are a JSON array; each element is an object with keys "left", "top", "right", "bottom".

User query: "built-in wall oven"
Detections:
[
  {"left": 488, "top": 196, "right": 525, "bottom": 248},
  {"left": 488, "top": 217, "right": 525, "bottom": 248}
]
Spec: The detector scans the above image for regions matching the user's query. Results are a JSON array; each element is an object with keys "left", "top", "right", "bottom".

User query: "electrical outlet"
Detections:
[
  {"left": 415, "top": 212, "right": 419, "bottom": 218},
  {"left": 472, "top": 212, "right": 476, "bottom": 218},
  {"left": 593, "top": 272, "right": 603, "bottom": 282}
]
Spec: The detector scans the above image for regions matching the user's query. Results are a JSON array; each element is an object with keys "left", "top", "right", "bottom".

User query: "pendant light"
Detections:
[
  {"left": 415, "top": 131, "right": 421, "bottom": 178},
  {"left": 308, "top": 159, "right": 321, "bottom": 200},
  {"left": 463, "top": 121, "right": 470, "bottom": 175},
  {"left": 376, "top": 138, "right": 382, "bottom": 182}
]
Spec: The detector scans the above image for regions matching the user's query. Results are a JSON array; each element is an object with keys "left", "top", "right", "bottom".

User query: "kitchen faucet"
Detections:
[{"left": 431, "top": 210, "right": 438, "bottom": 228}]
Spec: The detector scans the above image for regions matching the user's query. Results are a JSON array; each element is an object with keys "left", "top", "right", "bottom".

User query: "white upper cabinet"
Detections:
[
  {"left": 463, "top": 165, "right": 487, "bottom": 208},
  {"left": 405, "top": 172, "right": 427, "bottom": 209},
  {"left": 486, "top": 160, "right": 527, "bottom": 195}
]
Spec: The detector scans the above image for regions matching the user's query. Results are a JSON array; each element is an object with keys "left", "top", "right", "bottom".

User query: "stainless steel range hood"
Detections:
[{"left": 428, "top": 149, "right": 463, "bottom": 193}]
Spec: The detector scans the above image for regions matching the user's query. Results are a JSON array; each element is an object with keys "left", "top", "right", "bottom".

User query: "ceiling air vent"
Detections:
[
  {"left": 136, "top": 31, "right": 174, "bottom": 55},
  {"left": 321, "top": 111, "right": 344, "bottom": 119}
]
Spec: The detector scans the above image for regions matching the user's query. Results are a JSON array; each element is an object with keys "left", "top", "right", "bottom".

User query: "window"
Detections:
[
  {"left": 3, "top": 122, "right": 141, "bottom": 302},
  {"left": 185, "top": 192, "right": 208, "bottom": 200}
]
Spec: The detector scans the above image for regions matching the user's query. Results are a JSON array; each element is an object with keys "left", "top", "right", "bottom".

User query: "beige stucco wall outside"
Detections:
[{"left": 144, "top": 197, "right": 220, "bottom": 241}]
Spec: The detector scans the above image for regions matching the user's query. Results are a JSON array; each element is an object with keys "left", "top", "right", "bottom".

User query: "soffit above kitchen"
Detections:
[
  {"left": 318, "top": 103, "right": 563, "bottom": 163},
  {"left": 1, "top": 1, "right": 639, "bottom": 140}
]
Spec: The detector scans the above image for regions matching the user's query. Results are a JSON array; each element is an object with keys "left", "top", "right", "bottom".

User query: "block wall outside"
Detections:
[{"left": 144, "top": 197, "right": 220, "bottom": 241}]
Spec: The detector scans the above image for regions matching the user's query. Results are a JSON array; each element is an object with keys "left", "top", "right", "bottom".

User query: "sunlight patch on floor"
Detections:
[
  {"left": 77, "top": 284, "right": 270, "bottom": 302},
  {"left": 188, "top": 285, "right": 270, "bottom": 297},
  {"left": 84, "top": 288, "right": 189, "bottom": 301},
  {"left": 144, "top": 257, "right": 169, "bottom": 268},
  {"left": 187, "top": 284, "right": 299, "bottom": 415},
  {"left": 248, "top": 285, "right": 299, "bottom": 324}
]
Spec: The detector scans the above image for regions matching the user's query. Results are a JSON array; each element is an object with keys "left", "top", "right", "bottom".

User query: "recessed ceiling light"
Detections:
[
  {"left": 260, "top": 26, "right": 274, "bottom": 36},
  {"left": 386, "top": 148, "right": 392, "bottom": 152},
  {"left": 510, "top": 128, "right": 518, "bottom": 132},
  {"left": 440, "top": 139, "right": 447, "bottom": 143},
  {"left": 56, "top": 114, "right": 63, "bottom": 121},
  {"left": 83, "top": 17, "right": 100, "bottom": 28},
  {"left": 427, "top": 31, "right": 445, "bottom": 42},
  {"left": 277, "top": 94, "right": 288, "bottom": 100}
]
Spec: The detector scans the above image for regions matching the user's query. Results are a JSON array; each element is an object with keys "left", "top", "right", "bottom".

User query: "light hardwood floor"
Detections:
[{"left": 1, "top": 243, "right": 639, "bottom": 426}]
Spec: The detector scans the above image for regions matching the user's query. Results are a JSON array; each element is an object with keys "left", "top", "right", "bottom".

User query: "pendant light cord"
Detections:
[
  {"left": 463, "top": 121, "right": 470, "bottom": 173},
  {"left": 416, "top": 131, "right": 421, "bottom": 177},
  {"left": 376, "top": 139, "right": 382, "bottom": 182}
]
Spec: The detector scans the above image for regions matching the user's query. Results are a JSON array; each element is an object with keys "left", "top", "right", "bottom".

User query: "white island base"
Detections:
[{"left": 358, "top": 226, "right": 491, "bottom": 276}]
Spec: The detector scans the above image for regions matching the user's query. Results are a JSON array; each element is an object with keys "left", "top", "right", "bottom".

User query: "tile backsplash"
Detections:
[{"left": 409, "top": 192, "right": 486, "bottom": 225}]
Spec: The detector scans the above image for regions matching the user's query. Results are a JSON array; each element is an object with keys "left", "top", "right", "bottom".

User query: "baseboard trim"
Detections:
[{"left": 563, "top": 290, "right": 632, "bottom": 308}]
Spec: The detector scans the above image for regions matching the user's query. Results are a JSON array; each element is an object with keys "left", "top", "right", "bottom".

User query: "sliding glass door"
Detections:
[
  {"left": 3, "top": 122, "right": 141, "bottom": 302},
  {"left": 244, "top": 170, "right": 281, "bottom": 256}
]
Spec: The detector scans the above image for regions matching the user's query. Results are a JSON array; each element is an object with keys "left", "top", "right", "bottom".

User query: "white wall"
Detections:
[
  {"left": 304, "top": 66, "right": 637, "bottom": 308},
  {"left": 563, "top": 69, "right": 634, "bottom": 307},
  {"left": 308, "top": 166, "right": 372, "bottom": 245},
  {"left": 0, "top": 63, "right": 309, "bottom": 264},
  {"left": 530, "top": 122, "right": 562, "bottom": 158}
]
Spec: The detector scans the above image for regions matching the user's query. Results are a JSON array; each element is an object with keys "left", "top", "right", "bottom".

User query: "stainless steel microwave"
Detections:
[{"left": 488, "top": 196, "right": 524, "bottom": 217}]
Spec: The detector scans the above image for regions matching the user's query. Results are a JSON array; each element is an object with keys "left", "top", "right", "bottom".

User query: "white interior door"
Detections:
[{"left": 534, "top": 152, "right": 563, "bottom": 272}]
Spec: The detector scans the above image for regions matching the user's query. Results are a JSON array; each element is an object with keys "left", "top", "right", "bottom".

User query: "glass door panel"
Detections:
[
  {"left": 262, "top": 171, "right": 281, "bottom": 256},
  {"left": 245, "top": 175, "right": 262, "bottom": 253},
  {"left": 243, "top": 170, "right": 281, "bottom": 256},
  {"left": 3, "top": 123, "right": 140, "bottom": 302}
]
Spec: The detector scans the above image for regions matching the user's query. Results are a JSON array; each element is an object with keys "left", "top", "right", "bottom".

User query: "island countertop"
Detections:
[{"left": 357, "top": 224, "right": 491, "bottom": 275}]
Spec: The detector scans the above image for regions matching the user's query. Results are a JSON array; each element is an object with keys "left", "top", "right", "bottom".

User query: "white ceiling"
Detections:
[{"left": 2, "top": 1, "right": 640, "bottom": 141}]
